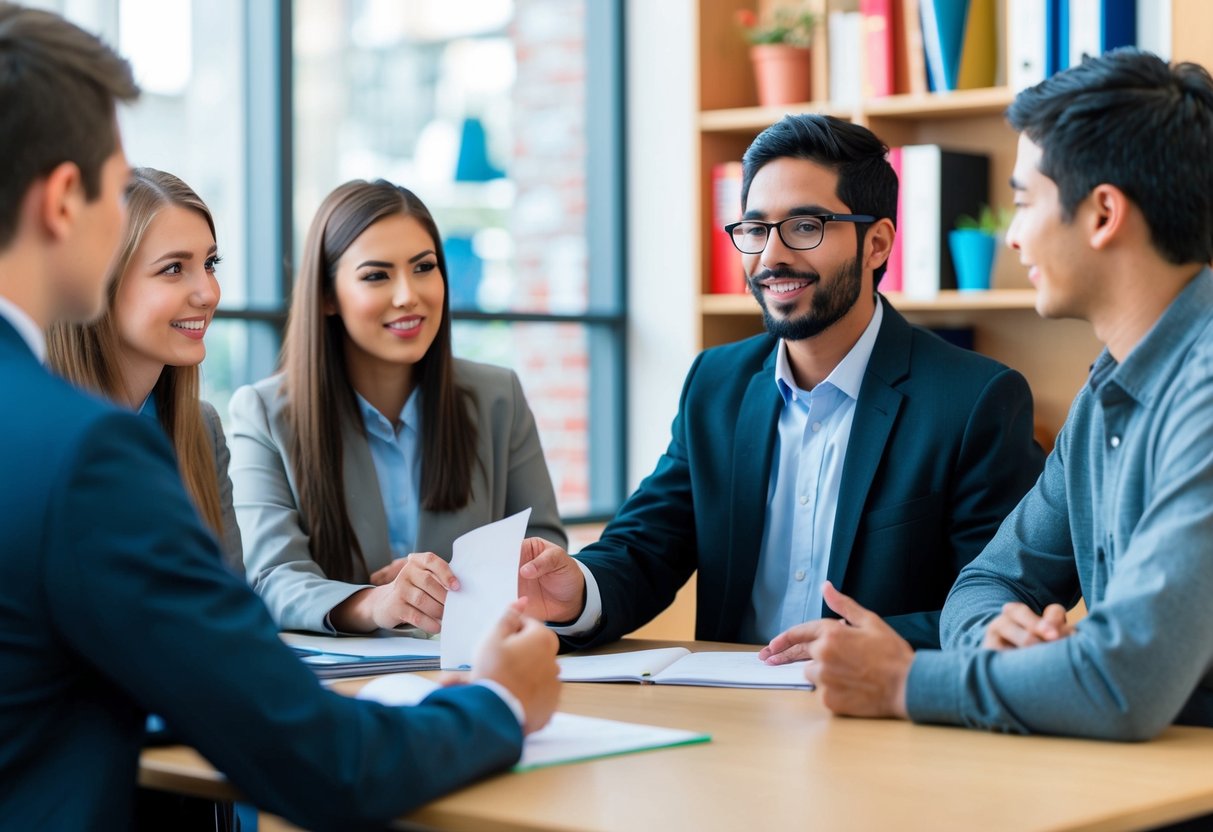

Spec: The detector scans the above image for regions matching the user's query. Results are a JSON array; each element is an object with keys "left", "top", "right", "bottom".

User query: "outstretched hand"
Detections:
[
  {"left": 799, "top": 582, "right": 914, "bottom": 719},
  {"left": 517, "top": 537, "right": 586, "bottom": 625}
]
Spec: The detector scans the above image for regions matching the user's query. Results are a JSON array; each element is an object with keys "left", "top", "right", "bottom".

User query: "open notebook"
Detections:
[
  {"left": 281, "top": 631, "right": 441, "bottom": 679},
  {"left": 357, "top": 674, "right": 710, "bottom": 771},
  {"left": 558, "top": 647, "right": 814, "bottom": 690}
]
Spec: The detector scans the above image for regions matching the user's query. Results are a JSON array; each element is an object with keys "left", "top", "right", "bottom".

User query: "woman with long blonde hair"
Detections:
[
  {"left": 48, "top": 167, "right": 241, "bottom": 571},
  {"left": 229, "top": 178, "right": 563, "bottom": 634}
]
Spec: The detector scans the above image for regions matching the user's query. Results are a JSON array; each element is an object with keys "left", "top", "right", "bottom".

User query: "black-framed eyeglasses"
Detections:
[{"left": 724, "top": 214, "right": 876, "bottom": 254}]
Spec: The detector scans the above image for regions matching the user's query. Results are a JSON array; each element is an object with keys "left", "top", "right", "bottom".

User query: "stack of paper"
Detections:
[
  {"left": 282, "top": 631, "right": 441, "bottom": 679},
  {"left": 357, "top": 674, "right": 711, "bottom": 771}
]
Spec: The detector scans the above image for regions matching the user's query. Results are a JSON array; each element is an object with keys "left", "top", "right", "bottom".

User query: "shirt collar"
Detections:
[
  {"left": 1090, "top": 267, "right": 1213, "bottom": 403},
  {"left": 774, "top": 296, "right": 884, "bottom": 403},
  {"left": 0, "top": 295, "right": 47, "bottom": 363},
  {"left": 356, "top": 388, "right": 420, "bottom": 441}
]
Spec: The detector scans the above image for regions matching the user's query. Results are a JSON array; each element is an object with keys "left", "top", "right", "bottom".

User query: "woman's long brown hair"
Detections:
[
  {"left": 281, "top": 179, "right": 477, "bottom": 582},
  {"left": 46, "top": 167, "right": 224, "bottom": 536}
]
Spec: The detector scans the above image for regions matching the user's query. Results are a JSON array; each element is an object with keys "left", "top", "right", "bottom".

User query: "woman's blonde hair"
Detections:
[{"left": 47, "top": 167, "right": 224, "bottom": 536}]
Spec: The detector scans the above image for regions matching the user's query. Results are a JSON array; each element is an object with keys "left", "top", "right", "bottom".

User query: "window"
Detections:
[{"left": 37, "top": 0, "right": 626, "bottom": 520}]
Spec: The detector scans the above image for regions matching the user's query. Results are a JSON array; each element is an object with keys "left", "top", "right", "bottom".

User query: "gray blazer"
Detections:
[
  {"left": 200, "top": 400, "right": 243, "bottom": 575},
  {"left": 228, "top": 359, "right": 566, "bottom": 632}
]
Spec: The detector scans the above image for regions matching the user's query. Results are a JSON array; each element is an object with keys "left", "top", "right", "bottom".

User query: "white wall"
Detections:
[{"left": 624, "top": 0, "right": 699, "bottom": 489}]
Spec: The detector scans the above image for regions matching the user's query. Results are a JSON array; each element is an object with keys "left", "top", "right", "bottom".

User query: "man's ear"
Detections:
[
  {"left": 864, "top": 217, "right": 895, "bottom": 272},
  {"left": 1087, "top": 184, "right": 1131, "bottom": 251},
  {"left": 38, "top": 161, "right": 86, "bottom": 243}
]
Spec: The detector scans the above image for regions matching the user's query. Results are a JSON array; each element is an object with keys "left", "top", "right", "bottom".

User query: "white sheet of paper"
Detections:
[
  {"left": 357, "top": 673, "right": 710, "bottom": 771},
  {"left": 558, "top": 648, "right": 691, "bottom": 681},
  {"left": 440, "top": 507, "right": 531, "bottom": 670}
]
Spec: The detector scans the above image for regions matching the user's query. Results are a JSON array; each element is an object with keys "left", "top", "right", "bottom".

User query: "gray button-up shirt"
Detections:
[{"left": 907, "top": 267, "right": 1213, "bottom": 740}]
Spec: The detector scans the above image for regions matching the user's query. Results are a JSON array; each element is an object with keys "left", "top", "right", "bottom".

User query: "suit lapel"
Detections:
[
  {"left": 825, "top": 301, "right": 911, "bottom": 603},
  {"left": 341, "top": 412, "right": 393, "bottom": 578},
  {"left": 718, "top": 345, "right": 782, "bottom": 637}
]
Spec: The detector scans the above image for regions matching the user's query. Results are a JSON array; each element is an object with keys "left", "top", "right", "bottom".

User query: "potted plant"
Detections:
[
  {"left": 948, "top": 205, "right": 1008, "bottom": 291},
  {"left": 735, "top": 5, "right": 817, "bottom": 107}
]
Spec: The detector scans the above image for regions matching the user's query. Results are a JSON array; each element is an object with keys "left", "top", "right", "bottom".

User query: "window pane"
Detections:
[
  {"left": 453, "top": 321, "right": 605, "bottom": 516},
  {"left": 292, "top": 0, "right": 593, "bottom": 314},
  {"left": 200, "top": 319, "right": 282, "bottom": 428}
]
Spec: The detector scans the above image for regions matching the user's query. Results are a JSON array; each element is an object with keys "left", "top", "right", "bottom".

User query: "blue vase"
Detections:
[{"left": 948, "top": 230, "right": 997, "bottom": 292}]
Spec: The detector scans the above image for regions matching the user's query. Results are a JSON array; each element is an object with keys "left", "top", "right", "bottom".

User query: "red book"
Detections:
[
  {"left": 883, "top": 146, "right": 905, "bottom": 293},
  {"left": 710, "top": 162, "right": 746, "bottom": 294},
  {"left": 861, "top": 0, "right": 896, "bottom": 98}
]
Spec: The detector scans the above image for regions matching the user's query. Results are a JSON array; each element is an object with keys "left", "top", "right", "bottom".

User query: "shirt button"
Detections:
[
  {"left": 812, "top": 421, "right": 822, "bottom": 432},
  {"left": 1110, "top": 436, "right": 1121, "bottom": 448},
  {"left": 794, "top": 570, "right": 806, "bottom": 581},
  {"left": 799, "top": 495, "right": 809, "bottom": 506}
]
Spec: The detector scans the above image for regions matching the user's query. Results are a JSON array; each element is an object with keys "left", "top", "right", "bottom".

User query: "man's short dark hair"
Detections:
[
  {"left": 741, "top": 114, "right": 898, "bottom": 283},
  {"left": 0, "top": 3, "right": 139, "bottom": 248},
  {"left": 1007, "top": 48, "right": 1213, "bottom": 266}
]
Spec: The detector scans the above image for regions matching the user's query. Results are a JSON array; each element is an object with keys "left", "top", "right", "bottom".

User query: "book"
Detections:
[
  {"left": 898, "top": 0, "right": 930, "bottom": 95},
  {"left": 828, "top": 10, "right": 864, "bottom": 107},
  {"left": 356, "top": 673, "right": 711, "bottom": 771},
  {"left": 861, "top": 0, "right": 896, "bottom": 98},
  {"left": 557, "top": 647, "right": 814, "bottom": 690},
  {"left": 1069, "top": 0, "right": 1136, "bottom": 67},
  {"left": 884, "top": 145, "right": 905, "bottom": 293},
  {"left": 1009, "top": 0, "right": 1049, "bottom": 90},
  {"left": 899, "top": 144, "right": 989, "bottom": 298},
  {"left": 281, "top": 631, "right": 441, "bottom": 679},
  {"left": 920, "top": 0, "right": 970, "bottom": 92},
  {"left": 710, "top": 162, "right": 745, "bottom": 294},
  {"left": 956, "top": 0, "right": 997, "bottom": 89}
]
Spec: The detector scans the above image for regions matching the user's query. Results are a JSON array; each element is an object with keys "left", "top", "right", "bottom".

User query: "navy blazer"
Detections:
[
  {"left": 571, "top": 301, "right": 1045, "bottom": 650},
  {"left": 0, "top": 317, "right": 520, "bottom": 831}
]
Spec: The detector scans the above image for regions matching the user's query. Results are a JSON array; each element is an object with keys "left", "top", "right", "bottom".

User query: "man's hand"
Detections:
[
  {"left": 982, "top": 601, "right": 1073, "bottom": 650},
  {"left": 330, "top": 552, "right": 459, "bottom": 634},
  {"left": 517, "top": 537, "right": 587, "bottom": 624},
  {"left": 759, "top": 620, "right": 830, "bottom": 665},
  {"left": 472, "top": 599, "right": 561, "bottom": 735},
  {"left": 801, "top": 582, "right": 914, "bottom": 719}
]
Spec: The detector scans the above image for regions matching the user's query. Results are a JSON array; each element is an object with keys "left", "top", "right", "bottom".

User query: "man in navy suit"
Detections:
[
  {"left": 0, "top": 5, "right": 559, "bottom": 829},
  {"left": 520, "top": 114, "right": 1045, "bottom": 651}
]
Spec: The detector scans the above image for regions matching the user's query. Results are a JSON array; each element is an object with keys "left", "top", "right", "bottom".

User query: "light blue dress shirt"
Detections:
[
  {"left": 356, "top": 390, "right": 422, "bottom": 560},
  {"left": 739, "top": 300, "right": 884, "bottom": 644}
]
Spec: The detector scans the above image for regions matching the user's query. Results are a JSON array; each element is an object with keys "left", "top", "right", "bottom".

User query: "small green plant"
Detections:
[
  {"left": 955, "top": 204, "right": 1011, "bottom": 234},
  {"left": 735, "top": 6, "right": 817, "bottom": 47}
]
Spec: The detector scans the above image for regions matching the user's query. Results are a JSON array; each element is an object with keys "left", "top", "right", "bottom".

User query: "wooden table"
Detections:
[{"left": 140, "top": 640, "right": 1213, "bottom": 831}]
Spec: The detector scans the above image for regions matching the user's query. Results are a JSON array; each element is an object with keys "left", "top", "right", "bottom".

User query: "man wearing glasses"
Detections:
[{"left": 519, "top": 114, "right": 1044, "bottom": 652}]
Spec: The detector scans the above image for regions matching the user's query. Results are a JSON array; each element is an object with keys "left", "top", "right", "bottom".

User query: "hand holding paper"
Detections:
[{"left": 440, "top": 507, "right": 532, "bottom": 670}]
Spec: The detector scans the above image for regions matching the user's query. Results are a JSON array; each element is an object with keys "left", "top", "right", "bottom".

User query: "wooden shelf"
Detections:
[
  {"left": 701, "top": 289, "right": 1038, "bottom": 316},
  {"left": 699, "top": 87, "right": 1016, "bottom": 134}
]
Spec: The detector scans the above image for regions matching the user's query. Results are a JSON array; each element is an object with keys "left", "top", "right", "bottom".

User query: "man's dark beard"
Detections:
[{"left": 749, "top": 255, "right": 863, "bottom": 341}]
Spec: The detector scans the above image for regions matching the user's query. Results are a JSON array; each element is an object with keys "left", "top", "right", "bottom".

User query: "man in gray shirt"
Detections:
[{"left": 760, "top": 48, "right": 1213, "bottom": 741}]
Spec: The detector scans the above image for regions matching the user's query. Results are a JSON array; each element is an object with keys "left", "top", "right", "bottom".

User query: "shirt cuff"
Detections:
[
  {"left": 547, "top": 558, "right": 602, "bottom": 636},
  {"left": 473, "top": 679, "right": 526, "bottom": 727},
  {"left": 904, "top": 649, "right": 963, "bottom": 726}
]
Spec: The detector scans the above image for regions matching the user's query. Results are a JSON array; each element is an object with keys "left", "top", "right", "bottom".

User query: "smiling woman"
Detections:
[
  {"left": 46, "top": 167, "right": 243, "bottom": 573},
  {"left": 228, "top": 179, "right": 567, "bottom": 637}
]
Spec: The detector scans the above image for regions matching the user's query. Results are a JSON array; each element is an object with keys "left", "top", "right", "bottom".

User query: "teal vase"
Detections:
[{"left": 948, "top": 230, "right": 997, "bottom": 292}]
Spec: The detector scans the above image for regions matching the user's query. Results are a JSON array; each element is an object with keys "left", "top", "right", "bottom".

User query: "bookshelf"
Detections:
[{"left": 693, "top": 0, "right": 1210, "bottom": 440}]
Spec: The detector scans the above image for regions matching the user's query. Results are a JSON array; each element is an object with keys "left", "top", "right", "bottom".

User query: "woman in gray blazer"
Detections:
[
  {"left": 229, "top": 179, "right": 565, "bottom": 635},
  {"left": 47, "top": 168, "right": 242, "bottom": 573}
]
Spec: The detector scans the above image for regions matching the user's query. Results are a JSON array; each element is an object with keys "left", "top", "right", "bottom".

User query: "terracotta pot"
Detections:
[{"left": 750, "top": 44, "right": 813, "bottom": 107}]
